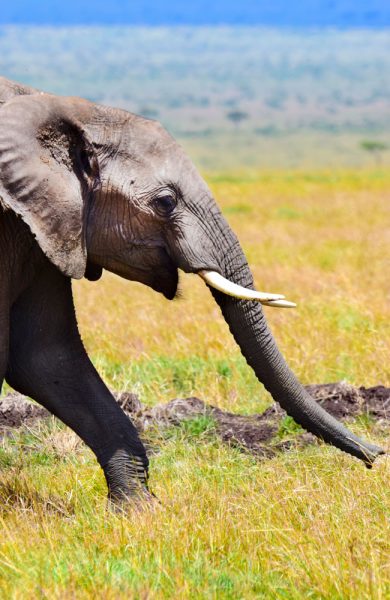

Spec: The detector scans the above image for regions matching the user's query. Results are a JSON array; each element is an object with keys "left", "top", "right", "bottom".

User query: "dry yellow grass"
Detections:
[{"left": 0, "top": 169, "right": 389, "bottom": 598}]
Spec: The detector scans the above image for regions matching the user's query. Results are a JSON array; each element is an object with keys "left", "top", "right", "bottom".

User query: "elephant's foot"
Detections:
[
  {"left": 103, "top": 449, "right": 158, "bottom": 512},
  {"left": 107, "top": 485, "right": 160, "bottom": 514}
]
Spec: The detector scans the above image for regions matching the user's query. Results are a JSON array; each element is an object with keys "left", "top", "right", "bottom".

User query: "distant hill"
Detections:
[
  {"left": 1, "top": 26, "right": 389, "bottom": 169},
  {"left": 1, "top": 0, "right": 389, "bottom": 27}
]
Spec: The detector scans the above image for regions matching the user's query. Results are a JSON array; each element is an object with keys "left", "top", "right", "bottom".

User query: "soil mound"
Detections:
[
  {"left": 0, "top": 393, "right": 48, "bottom": 428},
  {"left": 1, "top": 382, "right": 388, "bottom": 458}
]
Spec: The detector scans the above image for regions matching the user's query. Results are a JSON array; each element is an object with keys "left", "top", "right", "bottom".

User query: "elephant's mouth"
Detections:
[
  {"left": 147, "top": 246, "right": 179, "bottom": 299},
  {"left": 151, "top": 261, "right": 179, "bottom": 300}
]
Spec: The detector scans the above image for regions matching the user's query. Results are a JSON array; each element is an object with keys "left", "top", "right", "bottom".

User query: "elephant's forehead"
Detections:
[
  {"left": 89, "top": 105, "right": 203, "bottom": 188},
  {"left": 97, "top": 114, "right": 209, "bottom": 195},
  {"left": 115, "top": 116, "right": 174, "bottom": 153},
  {"left": 117, "top": 134, "right": 199, "bottom": 184}
]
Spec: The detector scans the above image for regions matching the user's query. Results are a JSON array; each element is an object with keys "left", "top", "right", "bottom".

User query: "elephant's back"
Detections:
[{"left": 0, "top": 77, "right": 39, "bottom": 107}]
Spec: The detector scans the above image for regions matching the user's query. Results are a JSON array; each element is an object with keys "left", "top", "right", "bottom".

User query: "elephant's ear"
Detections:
[{"left": 0, "top": 93, "right": 100, "bottom": 279}]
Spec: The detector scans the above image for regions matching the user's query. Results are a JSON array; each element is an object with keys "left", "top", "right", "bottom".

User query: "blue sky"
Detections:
[{"left": 1, "top": 1, "right": 389, "bottom": 27}]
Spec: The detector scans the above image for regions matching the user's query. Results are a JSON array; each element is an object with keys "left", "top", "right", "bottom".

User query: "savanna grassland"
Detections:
[
  {"left": 1, "top": 26, "right": 389, "bottom": 171},
  {"left": 0, "top": 169, "right": 389, "bottom": 599}
]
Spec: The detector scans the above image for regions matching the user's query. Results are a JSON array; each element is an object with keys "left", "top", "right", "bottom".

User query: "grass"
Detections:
[{"left": 0, "top": 169, "right": 389, "bottom": 598}]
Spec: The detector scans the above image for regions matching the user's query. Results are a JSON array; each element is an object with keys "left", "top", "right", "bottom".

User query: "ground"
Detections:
[{"left": 0, "top": 170, "right": 389, "bottom": 598}]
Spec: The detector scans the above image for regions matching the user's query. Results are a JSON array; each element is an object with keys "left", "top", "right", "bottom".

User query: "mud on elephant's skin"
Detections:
[{"left": 0, "top": 77, "right": 384, "bottom": 504}]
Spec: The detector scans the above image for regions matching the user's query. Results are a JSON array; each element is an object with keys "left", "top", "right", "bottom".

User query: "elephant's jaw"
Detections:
[
  {"left": 88, "top": 247, "right": 179, "bottom": 300},
  {"left": 111, "top": 262, "right": 179, "bottom": 300}
]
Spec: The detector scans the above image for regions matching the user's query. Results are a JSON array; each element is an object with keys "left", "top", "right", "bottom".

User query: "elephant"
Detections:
[{"left": 0, "top": 76, "right": 384, "bottom": 505}]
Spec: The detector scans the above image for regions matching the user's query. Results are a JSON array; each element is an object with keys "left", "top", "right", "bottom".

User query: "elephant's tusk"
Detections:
[
  {"left": 259, "top": 299, "right": 297, "bottom": 308},
  {"left": 198, "top": 270, "right": 296, "bottom": 308}
]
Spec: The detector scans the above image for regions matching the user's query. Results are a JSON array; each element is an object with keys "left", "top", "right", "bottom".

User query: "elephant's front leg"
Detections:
[
  {"left": 0, "top": 317, "right": 9, "bottom": 393},
  {"left": 0, "top": 283, "right": 10, "bottom": 394},
  {"left": 6, "top": 262, "right": 152, "bottom": 505}
]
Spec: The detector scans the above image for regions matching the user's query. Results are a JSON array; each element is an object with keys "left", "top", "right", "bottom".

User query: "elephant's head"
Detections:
[{"left": 0, "top": 91, "right": 384, "bottom": 466}]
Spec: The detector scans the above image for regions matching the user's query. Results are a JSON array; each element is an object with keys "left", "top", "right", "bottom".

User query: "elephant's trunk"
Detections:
[{"left": 204, "top": 237, "right": 384, "bottom": 466}]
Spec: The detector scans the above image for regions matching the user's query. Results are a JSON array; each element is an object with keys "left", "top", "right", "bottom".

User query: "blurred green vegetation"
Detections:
[{"left": 0, "top": 26, "right": 389, "bottom": 169}]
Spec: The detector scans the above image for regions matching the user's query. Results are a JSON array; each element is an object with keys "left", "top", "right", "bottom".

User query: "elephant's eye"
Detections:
[{"left": 153, "top": 193, "right": 177, "bottom": 217}]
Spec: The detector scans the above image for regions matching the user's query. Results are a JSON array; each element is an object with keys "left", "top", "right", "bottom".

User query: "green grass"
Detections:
[
  {"left": 0, "top": 421, "right": 388, "bottom": 598},
  {"left": 0, "top": 169, "right": 389, "bottom": 598}
]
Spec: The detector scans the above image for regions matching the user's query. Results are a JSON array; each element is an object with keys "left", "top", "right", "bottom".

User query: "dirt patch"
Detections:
[
  {"left": 306, "top": 382, "right": 390, "bottom": 420},
  {"left": 0, "top": 393, "right": 48, "bottom": 429},
  {"left": 118, "top": 383, "right": 389, "bottom": 458},
  {"left": 1, "top": 383, "right": 388, "bottom": 459}
]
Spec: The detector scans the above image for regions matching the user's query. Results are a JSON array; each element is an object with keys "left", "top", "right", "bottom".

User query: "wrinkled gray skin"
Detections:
[{"left": 0, "top": 77, "right": 384, "bottom": 504}]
